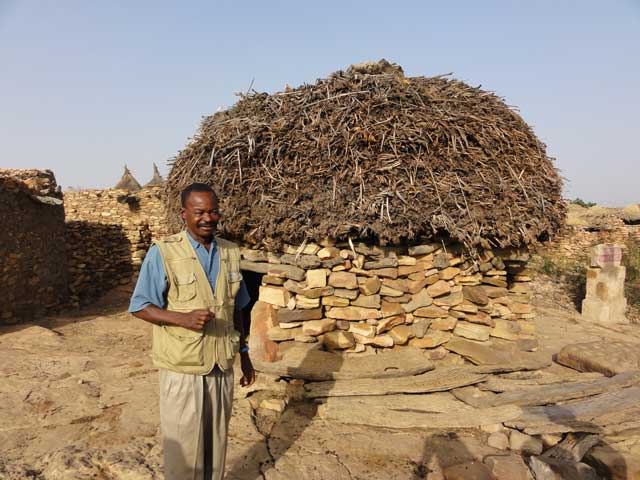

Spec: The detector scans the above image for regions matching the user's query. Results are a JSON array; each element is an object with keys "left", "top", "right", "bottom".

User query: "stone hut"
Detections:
[
  {"left": 0, "top": 169, "right": 67, "bottom": 324},
  {"left": 163, "top": 61, "right": 565, "bottom": 370}
]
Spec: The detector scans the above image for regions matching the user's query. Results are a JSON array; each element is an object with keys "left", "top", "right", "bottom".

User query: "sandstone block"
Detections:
[
  {"left": 439, "top": 266, "right": 460, "bottom": 281},
  {"left": 323, "top": 330, "right": 355, "bottom": 350},
  {"left": 267, "top": 326, "right": 302, "bottom": 342},
  {"left": 427, "top": 280, "right": 451, "bottom": 298},
  {"left": 306, "top": 268, "right": 328, "bottom": 288},
  {"left": 359, "top": 276, "right": 381, "bottom": 295},
  {"left": 509, "top": 430, "right": 543, "bottom": 455},
  {"left": 277, "top": 307, "right": 323, "bottom": 323},
  {"left": 403, "top": 289, "right": 433, "bottom": 313},
  {"left": 334, "top": 288, "right": 360, "bottom": 300},
  {"left": 259, "top": 285, "right": 291, "bottom": 307},
  {"left": 462, "top": 285, "right": 489, "bottom": 306},
  {"left": 322, "top": 295, "right": 350, "bottom": 307},
  {"left": 409, "top": 331, "right": 451, "bottom": 348},
  {"left": 326, "top": 306, "right": 382, "bottom": 321},
  {"left": 296, "top": 296, "right": 320, "bottom": 309},
  {"left": 491, "top": 319, "right": 521, "bottom": 340},
  {"left": 381, "top": 301, "right": 405, "bottom": 317},
  {"left": 328, "top": 271, "right": 358, "bottom": 289},
  {"left": 388, "top": 325, "right": 413, "bottom": 345},
  {"left": 410, "top": 319, "right": 431, "bottom": 338},
  {"left": 454, "top": 321, "right": 491, "bottom": 341},
  {"left": 376, "top": 314, "right": 406, "bottom": 334},
  {"left": 302, "top": 319, "right": 336, "bottom": 336},
  {"left": 351, "top": 294, "right": 381, "bottom": 309},
  {"left": 433, "top": 291, "right": 464, "bottom": 307},
  {"left": 349, "top": 323, "right": 376, "bottom": 338},
  {"left": 414, "top": 305, "right": 449, "bottom": 318},
  {"left": 430, "top": 317, "right": 458, "bottom": 331}
]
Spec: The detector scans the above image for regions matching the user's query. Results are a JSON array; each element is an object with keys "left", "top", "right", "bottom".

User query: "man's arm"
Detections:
[
  {"left": 133, "top": 304, "right": 212, "bottom": 331},
  {"left": 129, "top": 245, "right": 212, "bottom": 332}
]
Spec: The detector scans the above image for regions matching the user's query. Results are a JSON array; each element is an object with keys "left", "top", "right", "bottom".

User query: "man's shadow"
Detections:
[{"left": 226, "top": 337, "right": 343, "bottom": 479}]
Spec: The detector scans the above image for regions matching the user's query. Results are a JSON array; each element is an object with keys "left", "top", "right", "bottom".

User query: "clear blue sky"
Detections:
[{"left": 1, "top": 1, "right": 638, "bottom": 205}]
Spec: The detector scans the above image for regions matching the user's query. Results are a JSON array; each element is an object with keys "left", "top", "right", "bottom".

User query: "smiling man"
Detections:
[{"left": 129, "top": 182, "right": 254, "bottom": 480}]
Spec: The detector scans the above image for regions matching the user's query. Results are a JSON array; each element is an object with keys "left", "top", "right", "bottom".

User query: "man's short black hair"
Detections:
[{"left": 180, "top": 183, "right": 217, "bottom": 207}]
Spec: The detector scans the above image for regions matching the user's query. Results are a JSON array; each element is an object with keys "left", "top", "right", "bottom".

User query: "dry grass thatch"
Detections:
[{"left": 165, "top": 60, "right": 565, "bottom": 252}]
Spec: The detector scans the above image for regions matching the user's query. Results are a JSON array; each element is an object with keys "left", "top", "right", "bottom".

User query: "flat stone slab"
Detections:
[
  {"left": 557, "top": 341, "right": 640, "bottom": 376},
  {"left": 254, "top": 345, "right": 434, "bottom": 381}
]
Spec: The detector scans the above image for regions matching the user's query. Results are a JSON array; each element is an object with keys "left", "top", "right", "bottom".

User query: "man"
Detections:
[{"left": 129, "top": 182, "right": 255, "bottom": 480}]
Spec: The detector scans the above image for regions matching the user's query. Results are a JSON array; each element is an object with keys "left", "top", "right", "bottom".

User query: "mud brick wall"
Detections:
[
  {"left": 247, "top": 241, "right": 536, "bottom": 363},
  {"left": 63, "top": 187, "right": 168, "bottom": 306},
  {"left": 0, "top": 169, "right": 67, "bottom": 324}
]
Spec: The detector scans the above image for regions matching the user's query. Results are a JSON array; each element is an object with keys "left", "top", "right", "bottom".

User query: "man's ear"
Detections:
[{"left": 180, "top": 208, "right": 186, "bottom": 223}]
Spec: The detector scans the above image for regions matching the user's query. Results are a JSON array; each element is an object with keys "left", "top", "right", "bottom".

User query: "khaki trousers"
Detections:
[{"left": 159, "top": 366, "right": 234, "bottom": 480}]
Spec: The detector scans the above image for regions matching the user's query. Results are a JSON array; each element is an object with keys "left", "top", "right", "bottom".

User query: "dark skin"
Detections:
[{"left": 133, "top": 190, "right": 255, "bottom": 387}]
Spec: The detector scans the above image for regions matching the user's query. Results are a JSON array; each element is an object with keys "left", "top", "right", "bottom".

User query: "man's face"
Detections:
[{"left": 181, "top": 191, "right": 220, "bottom": 240}]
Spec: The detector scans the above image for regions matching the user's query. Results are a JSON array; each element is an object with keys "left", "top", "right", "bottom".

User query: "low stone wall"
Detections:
[
  {"left": 0, "top": 169, "right": 67, "bottom": 324},
  {"left": 63, "top": 187, "right": 168, "bottom": 306},
  {"left": 247, "top": 241, "right": 536, "bottom": 362}
]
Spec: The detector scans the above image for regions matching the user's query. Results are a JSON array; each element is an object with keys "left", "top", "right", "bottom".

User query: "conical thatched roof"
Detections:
[
  {"left": 114, "top": 165, "right": 141, "bottom": 191},
  {"left": 165, "top": 60, "right": 564, "bottom": 252},
  {"left": 145, "top": 163, "right": 164, "bottom": 187}
]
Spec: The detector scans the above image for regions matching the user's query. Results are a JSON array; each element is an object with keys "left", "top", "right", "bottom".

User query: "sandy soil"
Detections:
[{"left": 2, "top": 282, "right": 640, "bottom": 479}]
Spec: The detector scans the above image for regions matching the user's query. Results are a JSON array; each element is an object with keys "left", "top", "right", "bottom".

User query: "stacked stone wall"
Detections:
[
  {"left": 247, "top": 241, "right": 536, "bottom": 363},
  {"left": 0, "top": 169, "right": 67, "bottom": 324},
  {"left": 63, "top": 187, "right": 168, "bottom": 306}
]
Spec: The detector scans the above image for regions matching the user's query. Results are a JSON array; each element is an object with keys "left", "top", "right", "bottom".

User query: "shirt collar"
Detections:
[{"left": 185, "top": 230, "right": 217, "bottom": 251}]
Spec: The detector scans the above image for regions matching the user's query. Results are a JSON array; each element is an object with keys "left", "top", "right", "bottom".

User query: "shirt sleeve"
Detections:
[
  {"left": 235, "top": 278, "right": 251, "bottom": 311},
  {"left": 128, "top": 245, "right": 168, "bottom": 313}
]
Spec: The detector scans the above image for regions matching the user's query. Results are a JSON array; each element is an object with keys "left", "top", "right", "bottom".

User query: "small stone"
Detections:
[
  {"left": 317, "top": 246, "right": 340, "bottom": 259},
  {"left": 376, "top": 314, "right": 406, "bottom": 334},
  {"left": 408, "top": 244, "right": 437, "bottom": 256},
  {"left": 488, "top": 432, "right": 509, "bottom": 450},
  {"left": 433, "top": 291, "right": 464, "bottom": 307},
  {"left": 259, "top": 286, "right": 291, "bottom": 307},
  {"left": 409, "top": 331, "right": 451, "bottom": 348},
  {"left": 484, "top": 455, "right": 533, "bottom": 480},
  {"left": 439, "top": 267, "right": 461, "bottom": 281},
  {"left": 428, "top": 346, "right": 448, "bottom": 360},
  {"left": 371, "top": 334, "right": 394, "bottom": 348},
  {"left": 453, "top": 322, "right": 491, "bottom": 341},
  {"left": 335, "top": 320, "right": 351, "bottom": 330},
  {"left": 306, "top": 268, "right": 328, "bottom": 288},
  {"left": 410, "top": 319, "right": 431, "bottom": 338},
  {"left": 322, "top": 295, "right": 350, "bottom": 307},
  {"left": 279, "top": 321, "right": 302, "bottom": 329},
  {"left": 388, "top": 325, "right": 413, "bottom": 345},
  {"left": 403, "top": 289, "right": 433, "bottom": 313},
  {"left": 302, "top": 319, "right": 336, "bottom": 336},
  {"left": 509, "top": 430, "right": 543, "bottom": 455},
  {"left": 397, "top": 255, "right": 417, "bottom": 266},
  {"left": 326, "top": 306, "right": 381, "bottom": 321},
  {"left": 260, "top": 398, "right": 287, "bottom": 413},
  {"left": 359, "top": 276, "right": 381, "bottom": 295},
  {"left": 430, "top": 317, "right": 458, "bottom": 331},
  {"left": 379, "top": 284, "right": 404, "bottom": 297},
  {"left": 463, "top": 285, "right": 490, "bottom": 306},
  {"left": 323, "top": 330, "right": 355, "bottom": 349},
  {"left": 414, "top": 305, "right": 449, "bottom": 318},
  {"left": 328, "top": 271, "right": 358, "bottom": 289},
  {"left": 464, "top": 311, "right": 495, "bottom": 327},
  {"left": 334, "top": 288, "right": 360, "bottom": 300},
  {"left": 427, "top": 280, "right": 451, "bottom": 298},
  {"left": 349, "top": 323, "right": 377, "bottom": 338},
  {"left": 491, "top": 319, "right": 521, "bottom": 340},
  {"left": 351, "top": 294, "right": 381, "bottom": 309},
  {"left": 381, "top": 301, "right": 405, "bottom": 317},
  {"left": 277, "top": 308, "right": 323, "bottom": 323},
  {"left": 433, "top": 253, "right": 450, "bottom": 269},
  {"left": 540, "top": 433, "right": 563, "bottom": 449},
  {"left": 267, "top": 326, "right": 301, "bottom": 342},
  {"left": 296, "top": 296, "right": 320, "bottom": 309},
  {"left": 482, "top": 276, "right": 508, "bottom": 288}
]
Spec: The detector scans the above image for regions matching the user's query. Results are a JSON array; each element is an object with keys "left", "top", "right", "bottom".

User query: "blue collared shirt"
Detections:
[{"left": 128, "top": 231, "right": 250, "bottom": 313}]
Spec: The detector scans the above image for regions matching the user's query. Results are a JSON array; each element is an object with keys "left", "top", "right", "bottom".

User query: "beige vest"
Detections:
[{"left": 151, "top": 230, "right": 242, "bottom": 374}]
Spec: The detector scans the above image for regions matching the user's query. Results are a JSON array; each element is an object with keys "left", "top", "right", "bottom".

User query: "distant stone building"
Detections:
[{"left": 0, "top": 169, "right": 67, "bottom": 324}]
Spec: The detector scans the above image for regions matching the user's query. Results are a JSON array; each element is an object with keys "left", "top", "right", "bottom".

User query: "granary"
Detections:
[
  {"left": 0, "top": 169, "right": 67, "bottom": 324},
  {"left": 114, "top": 165, "right": 142, "bottom": 191},
  {"left": 164, "top": 60, "right": 565, "bottom": 374}
]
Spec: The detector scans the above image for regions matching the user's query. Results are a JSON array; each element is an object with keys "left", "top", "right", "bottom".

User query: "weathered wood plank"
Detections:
[
  {"left": 304, "top": 366, "right": 487, "bottom": 398},
  {"left": 254, "top": 345, "right": 434, "bottom": 381}
]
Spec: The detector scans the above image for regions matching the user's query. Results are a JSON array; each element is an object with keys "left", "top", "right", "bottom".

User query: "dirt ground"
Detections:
[{"left": 2, "top": 281, "right": 640, "bottom": 479}]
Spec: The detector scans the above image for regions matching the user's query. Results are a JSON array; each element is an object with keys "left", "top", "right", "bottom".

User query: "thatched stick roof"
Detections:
[
  {"left": 114, "top": 165, "right": 141, "bottom": 191},
  {"left": 165, "top": 60, "right": 564, "bottom": 252},
  {"left": 145, "top": 163, "right": 164, "bottom": 187}
]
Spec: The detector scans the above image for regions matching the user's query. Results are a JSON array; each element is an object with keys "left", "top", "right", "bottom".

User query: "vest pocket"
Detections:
[
  {"left": 159, "top": 326, "right": 204, "bottom": 367},
  {"left": 174, "top": 272, "right": 197, "bottom": 302}
]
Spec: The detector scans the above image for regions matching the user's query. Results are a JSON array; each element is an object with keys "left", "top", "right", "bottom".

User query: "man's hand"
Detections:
[
  {"left": 180, "top": 309, "right": 213, "bottom": 331},
  {"left": 240, "top": 352, "right": 255, "bottom": 387}
]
